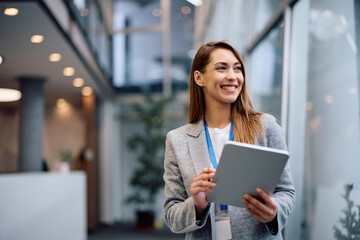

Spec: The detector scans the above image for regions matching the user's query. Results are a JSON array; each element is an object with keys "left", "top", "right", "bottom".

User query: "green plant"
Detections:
[
  {"left": 59, "top": 149, "right": 72, "bottom": 163},
  {"left": 126, "top": 94, "right": 174, "bottom": 209},
  {"left": 333, "top": 183, "right": 360, "bottom": 240}
]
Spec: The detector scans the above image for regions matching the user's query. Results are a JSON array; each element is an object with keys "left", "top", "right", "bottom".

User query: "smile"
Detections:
[{"left": 221, "top": 86, "right": 237, "bottom": 90}]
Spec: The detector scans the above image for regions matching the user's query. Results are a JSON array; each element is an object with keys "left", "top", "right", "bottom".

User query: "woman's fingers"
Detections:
[
  {"left": 190, "top": 168, "right": 216, "bottom": 195},
  {"left": 246, "top": 208, "right": 265, "bottom": 223},
  {"left": 190, "top": 179, "right": 216, "bottom": 194},
  {"left": 192, "top": 172, "right": 215, "bottom": 182},
  {"left": 242, "top": 188, "right": 277, "bottom": 223},
  {"left": 256, "top": 188, "right": 276, "bottom": 208},
  {"left": 199, "top": 168, "right": 216, "bottom": 174}
]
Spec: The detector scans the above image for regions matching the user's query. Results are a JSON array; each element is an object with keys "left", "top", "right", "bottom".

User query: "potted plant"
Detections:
[
  {"left": 59, "top": 149, "right": 72, "bottom": 173},
  {"left": 333, "top": 183, "right": 360, "bottom": 240},
  {"left": 126, "top": 94, "right": 174, "bottom": 230}
]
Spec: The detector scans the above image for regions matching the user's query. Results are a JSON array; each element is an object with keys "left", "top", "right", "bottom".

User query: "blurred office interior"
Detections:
[{"left": 0, "top": 0, "right": 359, "bottom": 239}]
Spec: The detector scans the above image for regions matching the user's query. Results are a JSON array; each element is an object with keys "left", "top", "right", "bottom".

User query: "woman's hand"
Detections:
[
  {"left": 242, "top": 188, "right": 277, "bottom": 223},
  {"left": 190, "top": 168, "right": 216, "bottom": 217}
]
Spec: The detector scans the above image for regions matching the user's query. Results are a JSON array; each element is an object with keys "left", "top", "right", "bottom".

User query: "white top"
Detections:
[
  {"left": 208, "top": 124, "right": 232, "bottom": 240},
  {"left": 208, "top": 123, "right": 231, "bottom": 165}
]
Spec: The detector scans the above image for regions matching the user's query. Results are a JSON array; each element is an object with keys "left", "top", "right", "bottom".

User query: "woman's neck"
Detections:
[{"left": 204, "top": 104, "right": 231, "bottom": 129}]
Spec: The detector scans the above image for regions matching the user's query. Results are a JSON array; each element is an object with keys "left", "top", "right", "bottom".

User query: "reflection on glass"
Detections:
[
  {"left": 251, "top": 0, "right": 284, "bottom": 37},
  {"left": 113, "top": 0, "right": 161, "bottom": 29},
  {"left": 301, "top": 0, "right": 360, "bottom": 239},
  {"left": 113, "top": 0, "right": 194, "bottom": 92},
  {"left": 69, "top": 0, "right": 113, "bottom": 80},
  {"left": 113, "top": 32, "right": 164, "bottom": 89},
  {"left": 248, "top": 21, "right": 284, "bottom": 122}
]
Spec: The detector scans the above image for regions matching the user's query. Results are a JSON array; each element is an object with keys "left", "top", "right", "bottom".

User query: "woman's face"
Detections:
[{"left": 195, "top": 48, "right": 244, "bottom": 108}]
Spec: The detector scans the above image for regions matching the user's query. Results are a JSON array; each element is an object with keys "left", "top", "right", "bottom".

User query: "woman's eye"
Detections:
[
  {"left": 216, "top": 66, "right": 226, "bottom": 70},
  {"left": 234, "top": 66, "right": 242, "bottom": 71}
]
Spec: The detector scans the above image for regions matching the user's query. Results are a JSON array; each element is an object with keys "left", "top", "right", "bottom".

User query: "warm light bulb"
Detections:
[
  {"left": 73, "top": 78, "right": 84, "bottom": 87},
  {"left": 181, "top": 6, "right": 191, "bottom": 15},
  {"left": 82, "top": 86, "right": 93, "bottom": 96},
  {"left": 0, "top": 88, "right": 21, "bottom": 102},
  {"left": 0, "top": 56, "right": 3, "bottom": 64},
  {"left": 56, "top": 98, "right": 67, "bottom": 109},
  {"left": 30, "top": 35, "right": 44, "bottom": 43},
  {"left": 49, "top": 53, "right": 61, "bottom": 62},
  {"left": 63, "top": 67, "right": 75, "bottom": 76},
  {"left": 4, "top": 8, "right": 18, "bottom": 16}
]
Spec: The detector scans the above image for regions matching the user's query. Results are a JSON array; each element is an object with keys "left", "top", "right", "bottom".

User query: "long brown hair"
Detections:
[{"left": 188, "top": 41, "right": 263, "bottom": 144}]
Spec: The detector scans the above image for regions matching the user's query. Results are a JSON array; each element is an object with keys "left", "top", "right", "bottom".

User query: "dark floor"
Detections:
[{"left": 88, "top": 223, "right": 185, "bottom": 240}]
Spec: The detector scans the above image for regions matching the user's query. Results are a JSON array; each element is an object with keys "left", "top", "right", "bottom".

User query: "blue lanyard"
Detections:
[
  {"left": 204, "top": 118, "right": 233, "bottom": 210},
  {"left": 204, "top": 118, "right": 234, "bottom": 169}
]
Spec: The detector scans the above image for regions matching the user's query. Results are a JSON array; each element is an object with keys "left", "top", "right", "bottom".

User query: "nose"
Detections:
[{"left": 226, "top": 69, "right": 236, "bottom": 80}]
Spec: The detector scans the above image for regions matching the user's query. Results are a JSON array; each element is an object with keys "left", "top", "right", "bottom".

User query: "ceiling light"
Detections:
[
  {"left": 73, "top": 78, "right": 84, "bottom": 87},
  {"left": 30, "top": 35, "right": 44, "bottom": 43},
  {"left": 0, "top": 88, "right": 21, "bottom": 102},
  {"left": 63, "top": 67, "right": 75, "bottom": 76},
  {"left": 186, "top": 0, "right": 202, "bottom": 6},
  {"left": 82, "top": 86, "right": 93, "bottom": 96},
  {"left": 56, "top": 98, "right": 67, "bottom": 109},
  {"left": 0, "top": 56, "right": 3, "bottom": 64},
  {"left": 181, "top": 6, "right": 191, "bottom": 15},
  {"left": 4, "top": 8, "right": 18, "bottom": 16},
  {"left": 49, "top": 53, "right": 61, "bottom": 62}
]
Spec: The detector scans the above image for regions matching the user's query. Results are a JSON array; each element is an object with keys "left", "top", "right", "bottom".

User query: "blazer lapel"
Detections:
[{"left": 186, "top": 119, "right": 212, "bottom": 175}]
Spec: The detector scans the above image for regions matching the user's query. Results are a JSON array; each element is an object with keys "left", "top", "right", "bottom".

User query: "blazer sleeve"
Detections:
[
  {"left": 162, "top": 131, "right": 210, "bottom": 234},
  {"left": 262, "top": 115, "right": 296, "bottom": 235}
]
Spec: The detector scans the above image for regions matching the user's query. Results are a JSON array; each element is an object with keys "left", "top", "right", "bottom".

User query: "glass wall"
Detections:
[
  {"left": 248, "top": 21, "right": 284, "bottom": 121},
  {"left": 68, "top": 0, "right": 113, "bottom": 81},
  {"left": 302, "top": 0, "right": 360, "bottom": 239},
  {"left": 112, "top": 0, "right": 194, "bottom": 93}
]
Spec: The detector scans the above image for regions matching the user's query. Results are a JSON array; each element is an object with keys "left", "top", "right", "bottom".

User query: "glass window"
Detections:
[
  {"left": 170, "top": 0, "right": 195, "bottom": 86},
  {"left": 113, "top": 0, "right": 161, "bottom": 29},
  {"left": 301, "top": 0, "right": 360, "bottom": 239},
  {"left": 247, "top": 20, "right": 284, "bottom": 122},
  {"left": 251, "top": 0, "right": 284, "bottom": 38},
  {"left": 113, "top": 32, "right": 163, "bottom": 90},
  {"left": 204, "top": 0, "right": 248, "bottom": 53},
  {"left": 113, "top": 0, "right": 194, "bottom": 92}
]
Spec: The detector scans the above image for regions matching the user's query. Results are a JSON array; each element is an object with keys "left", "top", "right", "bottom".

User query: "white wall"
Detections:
[
  {"left": 99, "top": 100, "right": 122, "bottom": 223},
  {"left": 0, "top": 172, "right": 87, "bottom": 240}
]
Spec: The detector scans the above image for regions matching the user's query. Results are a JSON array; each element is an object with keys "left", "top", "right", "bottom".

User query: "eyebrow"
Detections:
[{"left": 213, "top": 61, "right": 241, "bottom": 66}]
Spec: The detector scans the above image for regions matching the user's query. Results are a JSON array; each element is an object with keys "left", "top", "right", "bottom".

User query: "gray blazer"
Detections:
[{"left": 163, "top": 114, "right": 295, "bottom": 240}]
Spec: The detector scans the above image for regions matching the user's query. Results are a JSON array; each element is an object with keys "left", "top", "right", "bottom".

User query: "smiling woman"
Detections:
[{"left": 162, "top": 41, "right": 295, "bottom": 240}]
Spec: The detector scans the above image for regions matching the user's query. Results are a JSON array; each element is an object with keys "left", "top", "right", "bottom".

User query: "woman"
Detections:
[{"left": 163, "top": 41, "right": 295, "bottom": 239}]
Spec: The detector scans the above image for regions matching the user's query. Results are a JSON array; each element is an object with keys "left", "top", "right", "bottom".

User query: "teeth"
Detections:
[{"left": 222, "top": 86, "right": 236, "bottom": 90}]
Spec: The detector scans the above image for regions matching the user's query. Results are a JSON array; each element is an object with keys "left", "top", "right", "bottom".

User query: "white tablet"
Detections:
[{"left": 207, "top": 141, "right": 289, "bottom": 208}]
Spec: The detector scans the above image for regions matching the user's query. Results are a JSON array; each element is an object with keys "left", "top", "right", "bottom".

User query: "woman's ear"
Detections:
[{"left": 194, "top": 70, "right": 204, "bottom": 87}]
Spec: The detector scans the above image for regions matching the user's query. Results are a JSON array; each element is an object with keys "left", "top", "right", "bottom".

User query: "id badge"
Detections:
[{"left": 215, "top": 204, "right": 232, "bottom": 240}]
